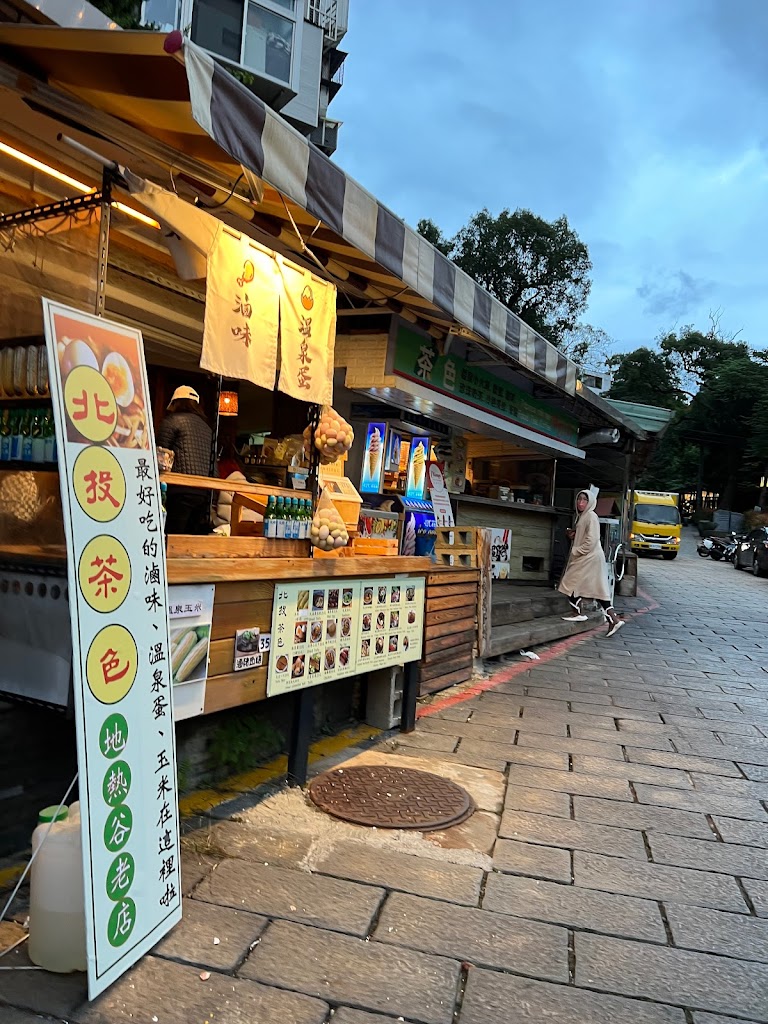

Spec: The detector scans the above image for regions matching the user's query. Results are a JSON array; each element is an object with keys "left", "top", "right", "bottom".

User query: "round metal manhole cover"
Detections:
[{"left": 308, "top": 764, "right": 475, "bottom": 831}]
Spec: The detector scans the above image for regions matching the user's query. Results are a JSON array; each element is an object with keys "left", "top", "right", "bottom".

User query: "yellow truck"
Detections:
[{"left": 630, "top": 490, "right": 682, "bottom": 560}]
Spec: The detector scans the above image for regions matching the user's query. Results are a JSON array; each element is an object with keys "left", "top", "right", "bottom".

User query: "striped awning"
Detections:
[{"left": 0, "top": 25, "right": 580, "bottom": 397}]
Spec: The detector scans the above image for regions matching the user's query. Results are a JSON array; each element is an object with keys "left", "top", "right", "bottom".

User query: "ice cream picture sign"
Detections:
[
  {"left": 406, "top": 436, "right": 430, "bottom": 499},
  {"left": 360, "top": 421, "right": 386, "bottom": 493}
]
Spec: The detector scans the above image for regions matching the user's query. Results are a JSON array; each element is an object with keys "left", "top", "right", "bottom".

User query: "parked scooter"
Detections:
[{"left": 697, "top": 533, "right": 740, "bottom": 561}]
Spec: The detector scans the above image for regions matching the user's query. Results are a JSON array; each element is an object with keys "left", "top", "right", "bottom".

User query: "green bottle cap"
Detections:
[{"left": 38, "top": 805, "right": 69, "bottom": 824}]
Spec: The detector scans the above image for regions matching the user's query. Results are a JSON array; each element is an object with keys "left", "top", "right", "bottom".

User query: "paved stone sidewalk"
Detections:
[{"left": 4, "top": 534, "right": 768, "bottom": 1023}]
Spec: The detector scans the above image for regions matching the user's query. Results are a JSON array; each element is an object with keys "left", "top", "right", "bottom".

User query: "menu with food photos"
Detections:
[{"left": 267, "top": 576, "right": 425, "bottom": 696}]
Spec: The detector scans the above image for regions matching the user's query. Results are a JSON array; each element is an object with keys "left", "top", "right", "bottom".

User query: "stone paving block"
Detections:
[
  {"left": 420, "top": 716, "right": 518, "bottom": 745},
  {"left": 2, "top": 1011, "right": 63, "bottom": 1024},
  {"left": 742, "top": 878, "right": 768, "bottom": 917},
  {"left": 424, "top": 808, "right": 500, "bottom": 856},
  {"left": 713, "top": 816, "right": 768, "bottom": 849},
  {"left": 455, "top": 738, "right": 569, "bottom": 771},
  {"left": 472, "top": 713, "right": 567, "bottom": 736},
  {"left": 333, "top": 1010, "right": 403, "bottom": 1024},
  {"left": 574, "top": 795, "right": 715, "bottom": 840},
  {"left": 571, "top": 703, "right": 664, "bottom": 723},
  {"left": 740, "top": 764, "right": 768, "bottom": 782},
  {"left": 312, "top": 840, "right": 483, "bottom": 906},
  {"left": 195, "top": 820, "right": 314, "bottom": 868},
  {"left": 573, "top": 754, "right": 693, "bottom": 789},
  {"left": 73, "top": 953, "right": 328, "bottom": 1024},
  {"left": 692, "top": 774, "right": 768, "bottom": 799},
  {"left": 516, "top": 732, "right": 626, "bottom": 759},
  {"left": 648, "top": 832, "right": 768, "bottom": 879},
  {"left": 694, "top": 1015, "right": 763, "bottom": 1024},
  {"left": 574, "top": 851, "right": 748, "bottom": 912},
  {"left": 0, "top": 944, "right": 86, "bottom": 1015},
  {"left": 193, "top": 858, "right": 384, "bottom": 936},
  {"left": 575, "top": 932, "right": 768, "bottom": 1021},
  {"left": 460, "top": 965, "right": 685, "bottom": 1024},
  {"left": 483, "top": 871, "right": 666, "bottom": 941},
  {"left": 152, "top": 897, "right": 267, "bottom": 970},
  {"left": 390, "top": 743, "right": 507, "bottom": 773},
  {"left": 499, "top": 809, "right": 647, "bottom": 858},
  {"left": 180, "top": 849, "right": 216, "bottom": 895},
  {"left": 240, "top": 920, "right": 460, "bottom": 1024},
  {"left": 665, "top": 715, "right": 763, "bottom": 735},
  {"left": 504, "top": 782, "right": 571, "bottom": 817},
  {"left": 665, "top": 902, "right": 768, "bottom": 962},
  {"left": 492, "top": 838, "right": 572, "bottom": 881},
  {"left": 626, "top": 747, "right": 742, "bottom": 776},
  {"left": 505, "top": 764, "right": 632, "bottom": 800},
  {"left": 375, "top": 890, "right": 569, "bottom": 980},
  {"left": 633, "top": 783, "right": 768, "bottom": 821},
  {"left": 389, "top": 730, "right": 459, "bottom": 752},
  {"left": 430, "top": 706, "right": 473, "bottom": 722}
]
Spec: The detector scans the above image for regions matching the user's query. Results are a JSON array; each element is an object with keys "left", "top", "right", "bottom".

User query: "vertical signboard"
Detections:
[
  {"left": 405, "top": 436, "right": 430, "bottom": 499},
  {"left": 42, "top": 300, "right": 181, "bottom": 998},
  {"left": 360, "top": 422, "right": 386, "bottom": 493}
]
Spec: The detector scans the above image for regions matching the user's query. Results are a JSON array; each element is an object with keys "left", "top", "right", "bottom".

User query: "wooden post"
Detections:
[{"left": 476, "top": 528, "right": 492, "bottom": 659}]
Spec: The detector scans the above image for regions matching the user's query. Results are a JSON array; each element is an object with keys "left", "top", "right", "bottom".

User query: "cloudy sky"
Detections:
[{"left": 332, "top": 0, "right": 768, "bottom": 354}]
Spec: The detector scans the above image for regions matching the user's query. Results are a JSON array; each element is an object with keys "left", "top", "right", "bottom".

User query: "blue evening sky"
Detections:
[{"left": 333, "top": 0, "right": 768, "bottom": 355}]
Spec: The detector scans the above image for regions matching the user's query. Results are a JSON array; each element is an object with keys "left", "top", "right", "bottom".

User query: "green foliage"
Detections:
[
  {"left": 176, "top": 758, "right": 192, "bottom": 794},
  {"left": 207, "top": 715, "right": 284, "bottom": 779},
  {"left": 417, "top": 208, "right": 591, "bottom": 346},
  {"left": 607, "top": 347, "right": 683, "bottom": 409},
  {"left": 560, "top": 323, "right": 615, "bottom": 367},
  {"left": 90, "top": 0, "right": 144, "bottom": 28}
]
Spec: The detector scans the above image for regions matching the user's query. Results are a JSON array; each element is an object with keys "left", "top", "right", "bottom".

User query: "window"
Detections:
[
  {"left": 191, "top": 0, "right": 296, "bottom": 85},
  {"left": 634, "top": 503, "right": 680, "bottom": 527}
]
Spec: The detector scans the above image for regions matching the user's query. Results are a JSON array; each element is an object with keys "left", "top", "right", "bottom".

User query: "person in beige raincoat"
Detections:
[{"left": 558, "top": 487, "right": 624, "bottom": 637}]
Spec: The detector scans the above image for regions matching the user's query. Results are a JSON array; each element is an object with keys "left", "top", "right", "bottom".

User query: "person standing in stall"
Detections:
[
  {"left": 156, "top": 386, "right": 213, "bottom": 534},
  {"left": 559, "top": 486, "right": 624, "bottom": 637}
]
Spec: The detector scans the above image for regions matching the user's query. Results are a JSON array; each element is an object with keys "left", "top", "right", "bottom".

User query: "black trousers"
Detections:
[{"left": 165, "top": 489, "right": 210, "bottom": 535}]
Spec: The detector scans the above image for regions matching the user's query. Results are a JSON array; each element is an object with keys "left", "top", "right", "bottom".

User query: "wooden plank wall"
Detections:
[
  {"left": 419, "top": 569, "right": 479, "bottom": 696},
  {"left": 455, "top": 505, "right": 553, "bottom": 582},
  {"left": 204, "top": 580, "right": 272, "bottom": 714}
]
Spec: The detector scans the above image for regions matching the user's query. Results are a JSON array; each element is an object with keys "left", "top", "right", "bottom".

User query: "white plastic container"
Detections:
[{"left": 28, "top": 805, "right": 87, "bottom": 973}]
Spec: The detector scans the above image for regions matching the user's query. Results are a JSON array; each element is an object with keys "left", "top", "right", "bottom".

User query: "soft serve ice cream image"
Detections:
[
  {"left": 409, "top": 440, "right": 427, "bottom": 495},
  {"left": 366, "top": 426, "right": 382, "bottom": 484}
]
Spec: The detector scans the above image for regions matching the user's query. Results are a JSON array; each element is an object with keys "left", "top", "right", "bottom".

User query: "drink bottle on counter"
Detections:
[
  {"left": 274, "top": 497, "right": 286, "bottom": 538},
  {"left": 263, "top": 495, "right": 277, "bottom": 538}
]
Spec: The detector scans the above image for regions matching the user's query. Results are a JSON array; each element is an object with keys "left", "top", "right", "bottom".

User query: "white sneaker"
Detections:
[
  {"left": 562, "top": 613, "right": 588, "bottom": 622},
  {"left": 606, "top": 618, "right": 625, "bottom": 638}
]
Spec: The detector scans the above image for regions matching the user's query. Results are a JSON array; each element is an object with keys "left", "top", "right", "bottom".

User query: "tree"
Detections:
[
  {"left": 417, "top": 208, "right": 591, "bottom": 346},
  {"left": 559, "top": 323, "right": 615, "bottom": 367},
  {"left": 606, "top": 348, "right": 682, "bottom": 409}
]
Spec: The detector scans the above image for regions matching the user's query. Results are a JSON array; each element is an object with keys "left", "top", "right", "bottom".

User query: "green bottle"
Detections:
[
  {"left": 263, "top": 495, "right": 276, "bottom": 538},
  {"left": 301, "top": 499, "right": 311, "bottom": 540},
  {"left": 290, "top": 497, "right": 300, "bottom": 540},
  {"left": 31, "top": 408, "right": 45, "bottom": 463},
  {"left": 43, "top": 410, "right": 56, "bottom": 463},
  {"left": 275, "top": 497, "right": 286, "bottom": 538}
]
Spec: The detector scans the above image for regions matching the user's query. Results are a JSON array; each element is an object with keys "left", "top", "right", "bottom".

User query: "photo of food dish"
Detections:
[
  {"left": 309, "top": 653, "right": 321, "bottom": 675},
  {"left": 171, "top": 624, "right": 211, "bottom": 686},
  {"left": 361, "top": 639, "right": 370, "bottom": 658},
  {"left": 390, "top": 611, "right": 399, "bottom": 629},
  {"left": 297, "top": 590, "right": 310, "bottom": 611},
  {"left": 313, "top": 590, "right": 325, "bottom": 610},
  {"left": 376, "top": 611, "right": 385, "bottom": 630},
  {"left": 403, "top": 636, "right": 409, "bottom": 651},
  {"left": 406, "top": 586, "right": 415, "bottom": 602},
  {"left": 378, "top": 586, "right": 387, "bottom": 604},
  {"left": 339, "top": 647, "right": 350, "bottom": 667},
  {"left": 310, "top": 622, "right": 323, "bottom": 643},
  {"left": 408, "top": 610, "right": 416, "bottom": 624},
  {"left": 326, "top": 619, "right": 337, "bottom": 639},
  {"left": 362, "top": 614, "right": 372, "bottom": 633},
  {"left": 328, "top": 589, "right": 339, "bottom": 610},
  {"left": 341, "top": 617, "right": 351, "bottom": 638},
  {"left": 276, "top": 654, "right": 289, "bottom": 672},
  {"left": 325, "top": 648, "right": 336, "bottom": 670},
  {"left": 52, "top": 312, "right": 150, "bottom": 450},
  {"left": 292, "top": 655, "right": 305, "bottom": 678},
  {"left": 391, "top": 587, "right": 400, "bottom": 604},
  {"left": 342, "top": 588, "right": 353, "bottom": 607},
  {"left": 235, "top": 629, "right": 260, "bottom": 653},
  {"left": 363, "top": 587, "right": 373, "bottom": 606},
  {"left": 389, "top": 635, "right": 399, "bottom": 653},
  {"left": 294, "top": 621, "right": 307, "bottom": 644},
  {"left": 375, "top": 637, "right": 384, "bottom": 654}
]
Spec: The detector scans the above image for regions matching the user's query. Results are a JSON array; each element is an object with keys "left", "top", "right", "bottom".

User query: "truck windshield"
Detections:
[{"left": 634, "top": 503, "right": 680, "bottom": 526}]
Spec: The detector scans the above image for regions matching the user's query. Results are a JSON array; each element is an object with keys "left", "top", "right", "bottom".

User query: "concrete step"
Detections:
[
  {"left": 488, "top": 611, "right": 602, "bottom": 658},
  {"left": 492, "top": 587, "right": 572, "bottom": 627}
]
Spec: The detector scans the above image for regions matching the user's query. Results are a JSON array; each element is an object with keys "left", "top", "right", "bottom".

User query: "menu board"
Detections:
[
  {"left": 359, "top": 577, "right": 425, "bottom": 672},
  {"left": 268, "top": 576, "right": 425, "bottom": 696},
  {"left": 42, "top": 300, "right": 181, "bottom": 999}
]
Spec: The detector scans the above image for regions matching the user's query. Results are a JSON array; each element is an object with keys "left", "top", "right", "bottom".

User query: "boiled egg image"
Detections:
[
  {"left": 301, "top": 285, "right": 314, "bottom": 310},
  {"left": 61, "top": 338, "right": 99, "bottom": 377},
  {"left": 102, "top": 352, "right": 135, "bottom": 407}
]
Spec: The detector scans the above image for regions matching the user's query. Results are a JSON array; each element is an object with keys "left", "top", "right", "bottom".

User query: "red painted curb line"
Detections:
[{"left": 418, "top": 586, "right": 661, "bottom": 719}]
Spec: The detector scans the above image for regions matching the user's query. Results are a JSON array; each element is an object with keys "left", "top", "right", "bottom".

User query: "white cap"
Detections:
[{"left": 168, "top": 385, "right": 200, "bottom": 408}]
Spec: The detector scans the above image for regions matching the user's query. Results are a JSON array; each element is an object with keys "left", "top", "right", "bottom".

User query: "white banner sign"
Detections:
[
  {"left": 276, "top": 256, "right": 335, "bottom": 405},
  {"left": 43, "top": 300, "right": 181, "bottom": 999}
]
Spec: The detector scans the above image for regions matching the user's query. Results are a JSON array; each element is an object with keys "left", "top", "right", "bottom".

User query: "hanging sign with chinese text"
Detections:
[
  {"left": 276, "top": 256, "right": 335, "bottom": 405},
  {"left": 201, "top": 225, "right": 279, "bottom": 390},
  {"left": 42, "top": 300, "right": 181, "bottom": 999},
  {"left": 393, "top": 325, "right": 579, "bottom": 446}
]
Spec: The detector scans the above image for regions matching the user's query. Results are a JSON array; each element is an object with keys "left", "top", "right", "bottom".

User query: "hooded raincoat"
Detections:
[{"left": 558, "top": 487, "right": 612, "bottom": 603}]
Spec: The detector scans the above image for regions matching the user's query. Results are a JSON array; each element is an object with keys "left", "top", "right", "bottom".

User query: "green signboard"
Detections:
[{"left": 392, "top": 327, "right": 579, "bottom": 446}]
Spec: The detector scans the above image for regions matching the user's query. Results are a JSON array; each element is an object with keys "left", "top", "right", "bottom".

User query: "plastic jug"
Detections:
[{"left": 28, "top": 804, "right": 87, "bottom": 972}]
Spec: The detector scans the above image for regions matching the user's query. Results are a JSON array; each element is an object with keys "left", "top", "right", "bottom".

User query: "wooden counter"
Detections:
[{"left": 167, "top": 555, "right": 433, "bottom": 584}]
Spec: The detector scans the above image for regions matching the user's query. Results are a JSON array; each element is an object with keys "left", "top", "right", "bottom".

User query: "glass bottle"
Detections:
[
  {"left": 43, "top": 410, "right": 57, "bottom": 464},
  {"left": 274, "top": 497, "right": 286, "bottom": 539},
  {"left": 263, "top": 495, "right": 276, "bottom": 538},
  {"left": 0, "top": 409, "right": 11, "bottom": 461},
  {"left": 31, "top": 408, "right": 45, "bottom": 463},
  {"left": 21, "top": 408, "right": 34, "bottom": 462},
  {"left": 11, "top": 409, "right": 25, "bottom": 460}
]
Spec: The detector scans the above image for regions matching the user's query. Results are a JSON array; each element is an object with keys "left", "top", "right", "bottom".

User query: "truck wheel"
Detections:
[{"left": 662, "top": 552, "right": 678, "bottom": 561}]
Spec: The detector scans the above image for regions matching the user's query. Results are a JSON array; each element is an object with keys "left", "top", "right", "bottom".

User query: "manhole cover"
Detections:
[{"left": 308, "top": 764, "right": 475, "bottom": 831}]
